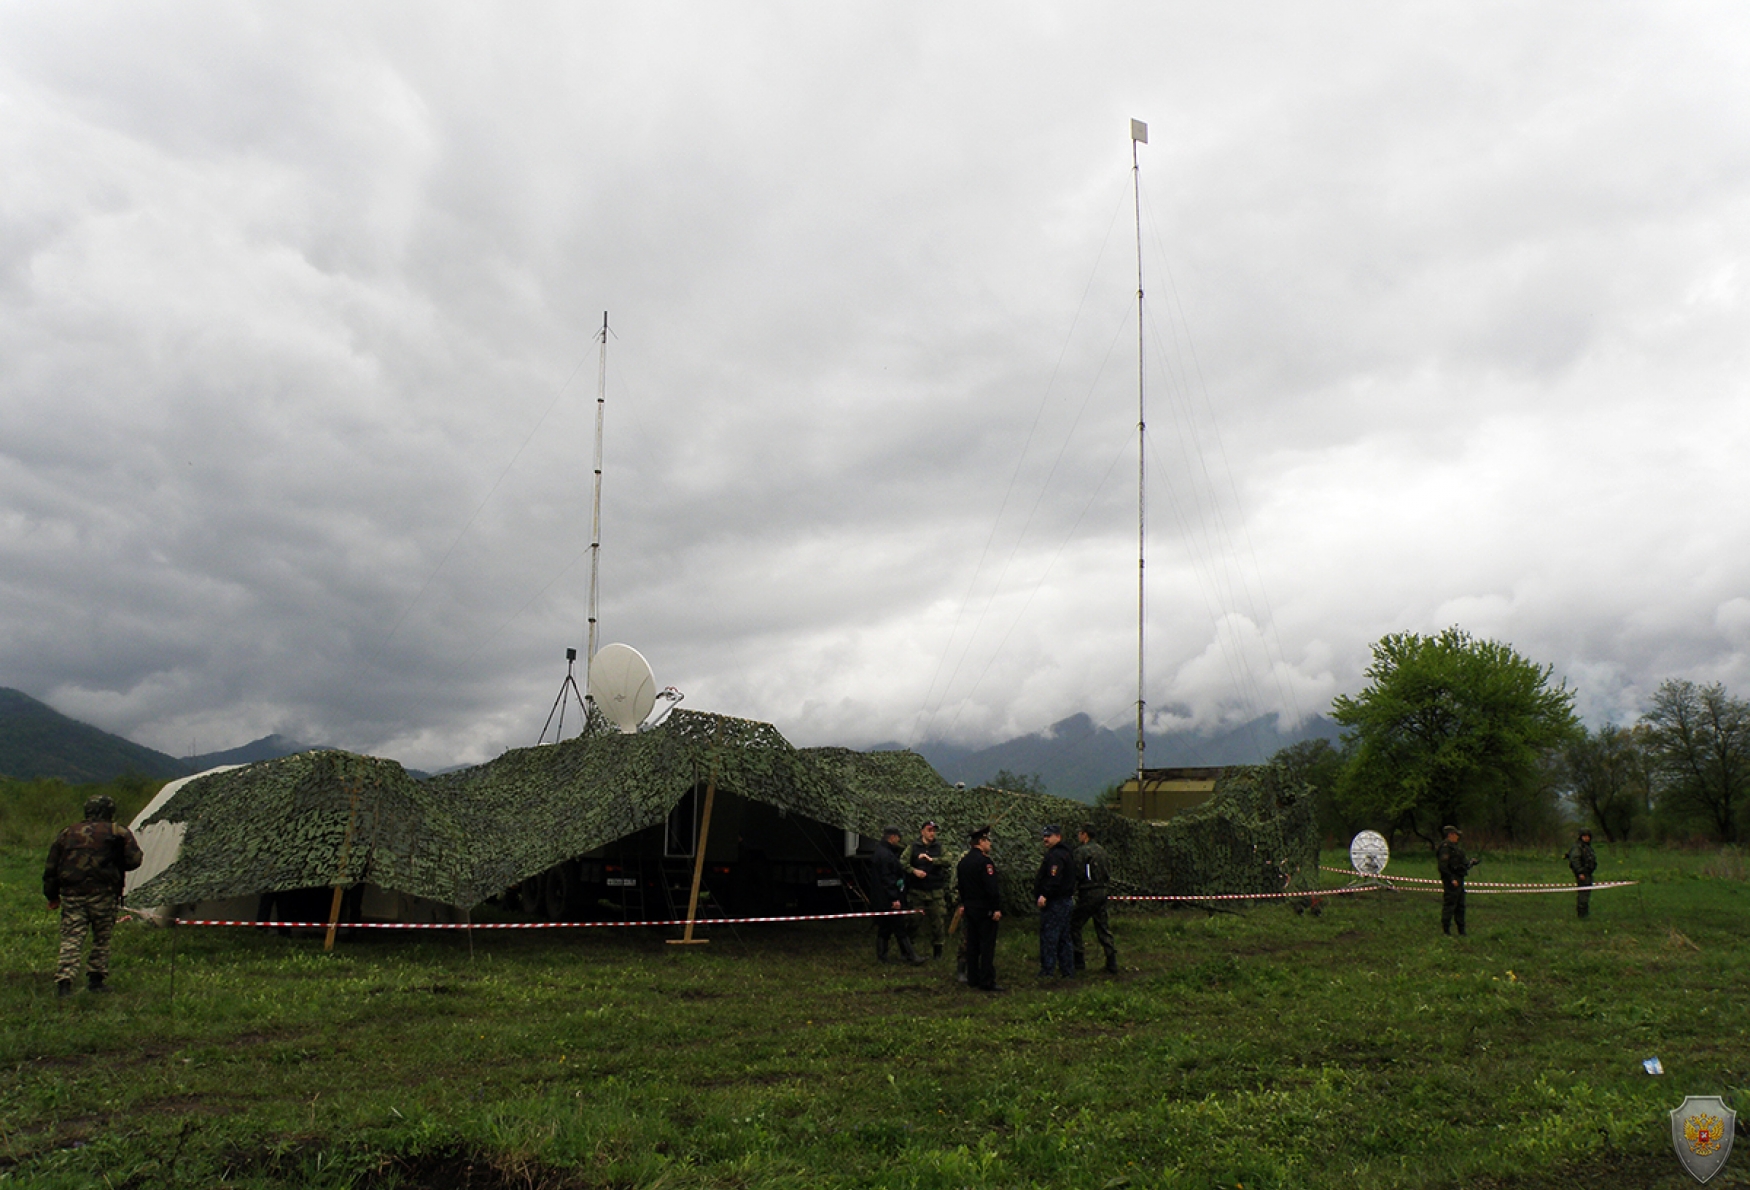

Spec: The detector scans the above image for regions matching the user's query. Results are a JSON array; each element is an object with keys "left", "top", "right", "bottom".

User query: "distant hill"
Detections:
[
  {"left": 882, "top": 712, "right": 1343, "bottom": 802},
  {"left": 186, "top": 734, "right": 326, "bottom": 770},
  {"left": 0, "top": 688, "right": 190, "bottom": 782}
]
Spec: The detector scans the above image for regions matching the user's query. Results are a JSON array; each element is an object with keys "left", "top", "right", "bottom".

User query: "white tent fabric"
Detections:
[{"left": 125, "top": 766, "right": 242, "bottom": 923}]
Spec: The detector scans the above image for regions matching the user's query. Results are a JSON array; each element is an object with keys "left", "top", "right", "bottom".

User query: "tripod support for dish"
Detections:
[{"left": 537, "top": 647, "right": 591, "bottom": 745}]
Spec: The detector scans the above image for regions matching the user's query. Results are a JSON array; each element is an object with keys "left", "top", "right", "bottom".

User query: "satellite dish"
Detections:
[
  {"left": 1349, "top": 830, "right": 1390, "bottom": 876},
  {"left": 588, "top": 643, "right": 657, "bottom": 734}
]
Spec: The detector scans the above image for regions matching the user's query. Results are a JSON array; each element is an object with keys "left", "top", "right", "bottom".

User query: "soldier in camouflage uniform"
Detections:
[
  {"left": 1435, "top": 825, "right": 1479, "bottom": 937},
  {"left": 903, "top": 820, "right": 949, "bottom": 959},
  {"left": 1565, "top": 828, "right": 1597, "bottom": 919},
  {"left": 1071, "top": 824, "right": 1118, "bottom": 974},
  {"left": 43, "top": 794, "right": 143, "bottom": 997}
]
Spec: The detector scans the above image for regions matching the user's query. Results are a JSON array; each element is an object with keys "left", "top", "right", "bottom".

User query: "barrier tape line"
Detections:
[
  {"left": 1110, "top": 885, "right": 1379, "bottom": 903},
  {"left": 1321, "top": 865, "right": 1637, "bottom": 890},
  {"left": 1449, "top": 881, "right": 1639, "bottom": 896},
  {"left": 172, "top": 908, "right": 923, "bottom": 930}
]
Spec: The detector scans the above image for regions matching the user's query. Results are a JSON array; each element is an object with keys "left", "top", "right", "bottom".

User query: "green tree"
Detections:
[
  {"left": 1562, "top": 723, "right": 1649, "bottom": 842},
  {"left": 1270, "top": 737, "right": 1354, "bottom": 843},
  {"left": 986, "top": 769, "right": 1046, "bottom": 795},
  {"left": 1641, "top": 679, "right": 1748, "bottom": 843},
  {"left": 1330, "top": 628, "right": 1580, "bottom": 845}
]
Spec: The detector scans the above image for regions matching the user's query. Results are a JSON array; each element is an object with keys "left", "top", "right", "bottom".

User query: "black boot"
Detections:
[
  {"left": 1105, "top": 954, "right": 1119, "bottom": 975},
  {"left": 876, "top": 935, "right": 890, "bottom": 963},
  {"left": 932, "top": 944, "right": 943, "bottom": 960},
  {"left": 87, "top": 973, "right": 110, "bottom": 994},
  {"left": 898, "top": 935, "right": 926, "bottom": 966},
  {"left": 56, "top": 980, "right": 72, "bottom": 999}
]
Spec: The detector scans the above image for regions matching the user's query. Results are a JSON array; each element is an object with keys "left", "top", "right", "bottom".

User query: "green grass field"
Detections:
[{"left": 2, "top": 844, "right": 1746, "bottom": 1189}]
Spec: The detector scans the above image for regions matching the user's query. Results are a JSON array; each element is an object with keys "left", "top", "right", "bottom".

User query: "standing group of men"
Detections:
[{"left": 870, "top": 819, "right": 1119, "bottom": 993}]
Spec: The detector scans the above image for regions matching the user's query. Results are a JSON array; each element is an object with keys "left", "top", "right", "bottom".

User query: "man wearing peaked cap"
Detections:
[
  {"left": 957, "top": 826, "right": 1004, "bottom": 991},
  {"left": 1033, "top": 824, "right": 1077, "bottom": 978}
]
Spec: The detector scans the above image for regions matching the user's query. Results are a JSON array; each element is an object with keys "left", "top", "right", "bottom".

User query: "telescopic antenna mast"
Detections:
[
  {"left": 587, "top": 312, "right": 607, "bottom": 675},
  {"left": 1131, "top": 119, "right": 1148, "bottom": 786}
]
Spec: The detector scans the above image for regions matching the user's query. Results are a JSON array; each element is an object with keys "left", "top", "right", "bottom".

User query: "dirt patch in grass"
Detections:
[{"left": 363, "top": 1148, "right": 596, "bottom": 1190}]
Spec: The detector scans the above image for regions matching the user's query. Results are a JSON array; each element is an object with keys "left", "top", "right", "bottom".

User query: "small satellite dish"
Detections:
[
  {"left": 1349, "top": 830, "right": 1390, "bottom": 876},
  {"left": 588, "top": 643, "right": 657, "bottom": 734}
]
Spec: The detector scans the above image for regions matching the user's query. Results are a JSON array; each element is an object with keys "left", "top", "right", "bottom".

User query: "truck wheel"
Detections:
[{"left": 542, "top": 866, "right": 574, "bottom": 921}]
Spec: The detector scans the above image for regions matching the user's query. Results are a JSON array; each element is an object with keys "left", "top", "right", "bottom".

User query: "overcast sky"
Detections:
[{"left": 3, "top": 3, "right": 1748, "bottom": 770}]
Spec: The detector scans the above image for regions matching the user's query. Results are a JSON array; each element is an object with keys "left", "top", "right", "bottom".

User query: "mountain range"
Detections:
[
  {"left": 1, "top": 686, "right": 1339, "bottom": 798},
  {"left": 0, "top": 688, "right": 321, "bottom": 782},
  {"left": 891, "top": 711, "right": 1342, "bottom": 801}
]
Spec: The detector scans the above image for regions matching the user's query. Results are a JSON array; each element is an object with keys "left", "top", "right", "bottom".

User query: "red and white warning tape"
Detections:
[
  {"left": 1110, "top": 885, "right": 1378, "bottom": 904},
  {"left": 173, "top": 908, "right": 922, "bottom": 930},
  {"left": 1320, "top": 865, "right": 1638, "bottom": 892}
]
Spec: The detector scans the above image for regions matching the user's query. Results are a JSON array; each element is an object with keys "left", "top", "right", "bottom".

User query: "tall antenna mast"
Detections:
[
  {"left": 1131, "top": 119, "right": 1148, "bottom": 785},
  {"left": 587, "top": 311, "right": 607, "bottom": 674}
]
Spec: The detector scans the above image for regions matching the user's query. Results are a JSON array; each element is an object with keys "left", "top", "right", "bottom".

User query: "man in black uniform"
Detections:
[
  {"left": 1435, "top": 825, "right": 1479, "bottom": 936},
  {"left": 1071, "top": 823, "right": 1118, "bottom": 974},
  {"left": 871, "top": 826, "right": 925, "bottom": 964},
  {"left": 1565, "top": 828, "right": 1597, "bottom": 919},
  {"left": 956, "top": 826, "right": 1004, "bottom": 992},
  {"left": 1033, "top": 824, "right": 1077, "bottom": 978}
]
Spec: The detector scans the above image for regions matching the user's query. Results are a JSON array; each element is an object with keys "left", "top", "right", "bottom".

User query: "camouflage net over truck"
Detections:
[
  {"left": 130, "top": 709, "right": 1315, "bottom": 916},
  {"left": 806, "top": 748, "right": 1317, "bottom": 912}
]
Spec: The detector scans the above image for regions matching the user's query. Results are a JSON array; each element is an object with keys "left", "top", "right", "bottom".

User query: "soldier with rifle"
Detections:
[{"left": 1435, "top": 825, "right": 1480, "bottom": 936}]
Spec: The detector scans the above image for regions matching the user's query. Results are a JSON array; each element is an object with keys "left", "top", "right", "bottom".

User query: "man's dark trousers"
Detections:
[
  {"left": 965, "top": 911, "right": 1000, "bottom": 990},
  {"left": 1038, "top": 896, "right": 1074, "bottom": 976}
]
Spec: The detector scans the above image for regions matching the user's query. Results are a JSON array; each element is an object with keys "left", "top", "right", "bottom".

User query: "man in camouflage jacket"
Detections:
[
  {"left": 1435, "top": 825, "right": 1479, "bottom": 937},
  {"left": 43, "top": 794, "right": 143, "bottom": 996},
  {"left": 1071, "top": 824, "right": 1118, "bottom": 975},
  {"left": 1565, "top": 828, "right": 1597, "bottom": 919}
]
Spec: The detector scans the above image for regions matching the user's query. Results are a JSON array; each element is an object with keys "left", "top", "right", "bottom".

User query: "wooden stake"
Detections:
[
  {"left": 669, "top": 769, "right": 717, "bottom": 946},
  {"left": 324, "top": 793, "right": 361, "bottom": 953}
]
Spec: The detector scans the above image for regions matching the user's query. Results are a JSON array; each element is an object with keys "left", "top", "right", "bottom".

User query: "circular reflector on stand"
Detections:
[
  {"left": 588, "top": 643, "right": 657, "bottom": 733},
  {"left": 1349, "top": 829, "right": 1390, "bottom": 876}
]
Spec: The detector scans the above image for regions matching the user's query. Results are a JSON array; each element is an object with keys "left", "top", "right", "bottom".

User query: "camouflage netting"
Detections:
[
  {"left": 127, "top": 708, "right": 1316, "bottom": 916},
  {"left": 422, "top": 709, "right": 865, "bottom": 905},
  {"left": 800, "top": 750, "right": 1317, "bottom": 911},
  {"left": 128, "top": 750, "right": 471, "bottom": 908}
]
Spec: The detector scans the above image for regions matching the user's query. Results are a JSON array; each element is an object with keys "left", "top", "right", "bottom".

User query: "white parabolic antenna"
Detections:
[
  {"left": 588, "top": 643, "right": 657, "bottom": 734},
  {"left": 1349, "top": 830, "right": 1390, "bottom": 876}
]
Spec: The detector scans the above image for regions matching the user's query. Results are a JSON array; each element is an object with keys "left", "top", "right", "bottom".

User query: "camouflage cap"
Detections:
[
  {"left": 83, "top": 794, "right": 117, "bottom": 822},
  {"left": 1441, "top": 825, "right": 1460, "bottom": 837}
]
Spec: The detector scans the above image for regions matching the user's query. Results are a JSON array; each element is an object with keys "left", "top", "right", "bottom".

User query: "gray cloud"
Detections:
[{"left": 4, "top": 3, "right": 1749, "bottom": 770}]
